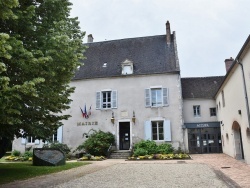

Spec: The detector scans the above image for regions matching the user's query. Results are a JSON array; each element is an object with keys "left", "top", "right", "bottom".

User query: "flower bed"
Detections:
[
  {"left": 128, "top": 153, "right": 191, "bottom": 160},
  {"left": 5, "top": 155, "right": 32, "bottom": 162},
  {"left": 77, "top": 155, "right": 106, "bottom": 161}
]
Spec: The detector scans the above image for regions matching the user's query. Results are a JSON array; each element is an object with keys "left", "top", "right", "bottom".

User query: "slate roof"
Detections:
[
  {"left": 181, "top": 76, "right": 225, "bottom": 99},
  {"left": 73, "top": 34, "right": 179, "bottom": 80}
]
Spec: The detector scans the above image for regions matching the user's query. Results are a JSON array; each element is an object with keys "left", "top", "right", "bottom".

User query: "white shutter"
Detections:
[
  {"left": 57, "top": 126, "right": 63, "bottom": 143},
  {"left": 21, "top": 138, "right": 26, "bottom": 144},
  {"left": 163, "top": 120, "right": 171, "bottom": 141},
  {"left": 111, "top": 90, "right": 117, "bottom": 109},
  {"left": 144, "top": 121, "right": 152, "bottom": 140},
  {"left": 163, "top": 88, "right": 168, "bottom": 106},
  {"left": 96, "top": 91, "right": 101, "bottom": 109},
  {"left": 145, "top": 88, "right": 151, "bottom": 107},
  {"left": 35, "top": 139, "right": 40, "bottom": 145}
]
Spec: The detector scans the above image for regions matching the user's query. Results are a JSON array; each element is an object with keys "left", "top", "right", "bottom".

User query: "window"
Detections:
[
  {"left": 21, "top": 136, "right": 39, "bottom": 145},
  {"left": 96, "top": 90, "right": 117, "bottom": 109},
  {"left": 210, "top": 108, "right": 216, "bottom": 116},
  {"left": 193, "top": 105, "right": 200, "bottom": 117},
  {"left": 145, "top": 87, "right": 168, "bottom": 107},
  {"left": 222, "top": 90, "right": 225, "bottom": 107},
  {"left": 27, "top": 136, "right": 35, "bottom": 144},
  {"left": 144, "top": 120, "right": 171, "bottom": 141},
  {"left": 152, "top": 121, "right": 164, "bottom": 140},
  {"left": 121, "top": 59, "right": 133, "bottom": 75}
]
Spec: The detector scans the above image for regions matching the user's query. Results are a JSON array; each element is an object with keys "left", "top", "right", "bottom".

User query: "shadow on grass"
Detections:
[{"left": 0, "top": 162, "right": 90, "bottom": 185}]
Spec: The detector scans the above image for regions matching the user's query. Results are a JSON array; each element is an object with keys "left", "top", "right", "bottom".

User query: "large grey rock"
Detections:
[{"left": 33, "top": 148, "right": 65, "bottom": 166}]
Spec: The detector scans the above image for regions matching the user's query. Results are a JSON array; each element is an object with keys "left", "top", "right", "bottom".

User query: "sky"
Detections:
[{"left": 69, "top": 0, "right": 250, "bottom": 77}]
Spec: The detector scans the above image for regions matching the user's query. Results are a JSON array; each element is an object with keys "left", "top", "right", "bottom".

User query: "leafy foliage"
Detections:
[
  {"left": 11, "top": 150, "right": 21, "bottom": 157},
  {"left": 43, "top": 142, "right": 71, "bottom": 154},
  {"left": 76, "top": 130, "right": 115, "bottom": 156},
  {"left": 133, "top": 140, "right": 174, "bottom": 156},
  {"left": 157, "top": 143, "right": 174, "bottom": 154},
  {"left": 0, "top": 0, "right": 85, "bottom": 157},
  {"left": 134, "top": 140, "right": 158, "bottom": 155},
  {"left": 133, "top": 148, "right": 148, "bottom": 157}
]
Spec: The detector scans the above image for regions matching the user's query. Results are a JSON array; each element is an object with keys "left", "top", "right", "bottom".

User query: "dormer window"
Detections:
[{"left": 121, "top": 59, "right": 133, "bottom": 75}]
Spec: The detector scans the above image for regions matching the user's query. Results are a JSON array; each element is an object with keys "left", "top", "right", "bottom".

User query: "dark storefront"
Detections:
[{"left": 185, "top": 122, "right": 222, "bottom": 154}]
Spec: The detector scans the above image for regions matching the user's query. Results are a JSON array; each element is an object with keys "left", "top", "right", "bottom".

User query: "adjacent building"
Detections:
[
  {"left": 182, "top": 76, "right": 224, "bottom": 153},
  {"left": 215, "top": 35, "right": 250, "bottom": 164}
]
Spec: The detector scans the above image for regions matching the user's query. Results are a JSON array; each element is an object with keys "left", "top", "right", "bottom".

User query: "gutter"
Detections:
[{"left": 237, "top": 60, "right": 250, "bottom": 128}]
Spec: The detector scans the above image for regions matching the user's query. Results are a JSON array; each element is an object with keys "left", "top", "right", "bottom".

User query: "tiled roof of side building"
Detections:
[
  {"left": 73, "top": 34, "right": 180, "bottom": 80},
  {"left": 181, "top": 76, "right": 225, "bottom": 99}
]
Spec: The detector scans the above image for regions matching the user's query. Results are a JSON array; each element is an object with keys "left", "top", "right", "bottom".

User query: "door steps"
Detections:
[{"left": 109, "top": 150, "right": 131, "bottom": 159}]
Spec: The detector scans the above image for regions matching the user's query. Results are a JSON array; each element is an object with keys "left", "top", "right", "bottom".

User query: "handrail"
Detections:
[{"left": 106, "top": 143, "right": 113, "bottom": 158}]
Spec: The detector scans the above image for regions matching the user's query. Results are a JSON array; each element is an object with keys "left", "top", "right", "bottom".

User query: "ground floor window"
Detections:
[
  {"left": 152, "top": 121, "right": 164, "bottom": 140},
  {"left": 144, "top": 120, "right": 171, "bottom": 141}
]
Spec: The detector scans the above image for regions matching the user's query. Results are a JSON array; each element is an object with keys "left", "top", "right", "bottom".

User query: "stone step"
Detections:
[{"left": 109, "top": 151, "right": 131, "bottom": 159}]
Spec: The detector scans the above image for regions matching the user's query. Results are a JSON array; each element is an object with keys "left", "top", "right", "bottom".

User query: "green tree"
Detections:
[{"left": 0, "top": 0, "right": 85, "bottom": 158}]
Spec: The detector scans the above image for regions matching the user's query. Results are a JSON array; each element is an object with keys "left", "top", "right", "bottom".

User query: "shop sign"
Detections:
[{"left": 184, "top": 122, "right": 220, "bottom": 129}]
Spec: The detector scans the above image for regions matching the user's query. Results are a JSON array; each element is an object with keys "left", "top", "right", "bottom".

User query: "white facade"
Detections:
[
  {"left": 216, "top": 36, "right": 250, "bottom": 164},
  {"left": 62, "top": 73, "right": 184, "bottom": 151}
]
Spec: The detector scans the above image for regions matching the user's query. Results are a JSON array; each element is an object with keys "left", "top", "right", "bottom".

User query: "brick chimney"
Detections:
[
  {"left": 87, "top": 34, "right": 94, "bottom": 43},
  {"left": 166, "top": 21, "right": 171, "bottom": 44},
  {"left": 225, "top": 57, "right": 234, "bottom": 72}
]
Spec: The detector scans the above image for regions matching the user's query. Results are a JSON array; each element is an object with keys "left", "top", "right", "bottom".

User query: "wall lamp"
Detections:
[
  {"left": 132, "top": 111, "right": 136, "bottom": 123},
  {"left": 111, "top": 111, "right": 115, "bottom": 124}
]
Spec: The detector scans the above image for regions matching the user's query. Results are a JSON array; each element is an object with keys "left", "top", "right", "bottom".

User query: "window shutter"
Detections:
[
  {"left": 21, "top": 138, "right": 26, "bottom": 144},
  {"left": 35, "top": 139, "right": 40, "bottom": 145},
  {"left": 163, "top": 88, "right": 168, "bottom": 106},
  {"left": 96, "top": 91, "right": 101, "bottom": 109},
  {"left": 163, "top": 120, "right": 171, "bottom": 141},
  {"left": 144, "top": 121, "right": 152, "bottom": 140},
  {"left": 111, "top": 90, "right": 117, "bottom": 109},
  {"left": 57, "top": 126, "right": 63, "bottom": 143},
  {"left": 145, "top": 89, "right": 151, "bottom": 107}
]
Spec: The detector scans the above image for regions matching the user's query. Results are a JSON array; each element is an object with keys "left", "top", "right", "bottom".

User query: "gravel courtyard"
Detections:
[{"left": 53, "top": 163, "right": 228, "bottom": 188}]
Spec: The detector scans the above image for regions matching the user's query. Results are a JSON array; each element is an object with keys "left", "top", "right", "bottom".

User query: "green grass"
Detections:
[{"left": 0, "top": 162, "right": 90, "bottom": 185}]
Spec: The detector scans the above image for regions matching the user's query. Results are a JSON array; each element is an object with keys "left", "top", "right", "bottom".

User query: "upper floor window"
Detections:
[
  {"left": 210, "top": 108, "right": 216, "bottom": 116},
  {"left": 145, "top": 87, "right": 169, "bottom": 107},
  {"left": 193, "top": 105, "right": 200, "bottom": 117},
  {"left": 96, "top": 90, "right": 117, "bottom": 109},
  {"left": 222, "top": 90, "right": 225, "bottom": 107},
  {"left": 121, "top": 59, "right": 133, "bottom": 75}
]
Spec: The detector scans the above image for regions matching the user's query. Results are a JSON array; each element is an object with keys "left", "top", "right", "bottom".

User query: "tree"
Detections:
[{"left": 0, "top": 0, "right": 85, "bottom": 158}]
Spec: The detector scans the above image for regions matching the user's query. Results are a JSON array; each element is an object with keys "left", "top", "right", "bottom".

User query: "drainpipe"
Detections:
[{"left": 237, "top": 60, "right": 250, "bottom": 128}]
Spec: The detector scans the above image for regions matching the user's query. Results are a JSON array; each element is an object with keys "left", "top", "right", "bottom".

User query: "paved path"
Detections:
[{"left": 1, "top": 154, "right": 250, "bottom": 188}]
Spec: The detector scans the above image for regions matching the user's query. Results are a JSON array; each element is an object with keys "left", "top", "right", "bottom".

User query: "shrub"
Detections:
[
  {"left": 134, "top": 140, "right": 158, "bottom": 155},
  {"left": 43, "top": 142, "right": 71, "bottom": 154},
  {"left": 75, "top": 130, "right": 115, "bottom": 156},
  {"left": 12, "top": 150, "right": 21, "bottom": 157},
  {"left": 157, "top": 143, "right": 174, "bottom": 154},
  {"left": 133, "top": 148, "right": 148, "bottom": 157}
]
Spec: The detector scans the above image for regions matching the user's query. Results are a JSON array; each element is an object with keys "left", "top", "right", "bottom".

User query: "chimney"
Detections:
[
  {"left": 166, "top": 21, "right": 171, "bottom": 44},
  {"left": 225, "top": 57, "right": 234, "bottom": 72},
  {"left": 87, "top": 34, "right": 94, "bottom": 43}
]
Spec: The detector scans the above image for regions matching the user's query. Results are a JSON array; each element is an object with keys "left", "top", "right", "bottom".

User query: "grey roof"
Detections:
[
  {"left": 73, "top": 34, "right": 179, "bottom": 80},
  {"left": 181, "top": 76, "right": 225, "bottom": 99}
]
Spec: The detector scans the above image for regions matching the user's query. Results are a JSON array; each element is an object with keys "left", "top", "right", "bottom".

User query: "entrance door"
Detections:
[
  {"left": 232, "top": 121, "right": 244, "bottom": 160},
  {"left": 119, "top": 122, "right": 130, "bottom": 150},
  {"left": 188, "top": 128, "right": 222, "bottom": 154}
]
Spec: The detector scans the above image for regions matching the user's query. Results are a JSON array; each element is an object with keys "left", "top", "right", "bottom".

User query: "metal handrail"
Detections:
[{"left": 106, "top": 143, "right": 113, "bottom": 158}]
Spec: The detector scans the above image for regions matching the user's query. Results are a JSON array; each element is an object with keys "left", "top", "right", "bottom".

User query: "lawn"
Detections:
[{"left": 0, "top": 161, "right": 90, "bottom": 185}]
